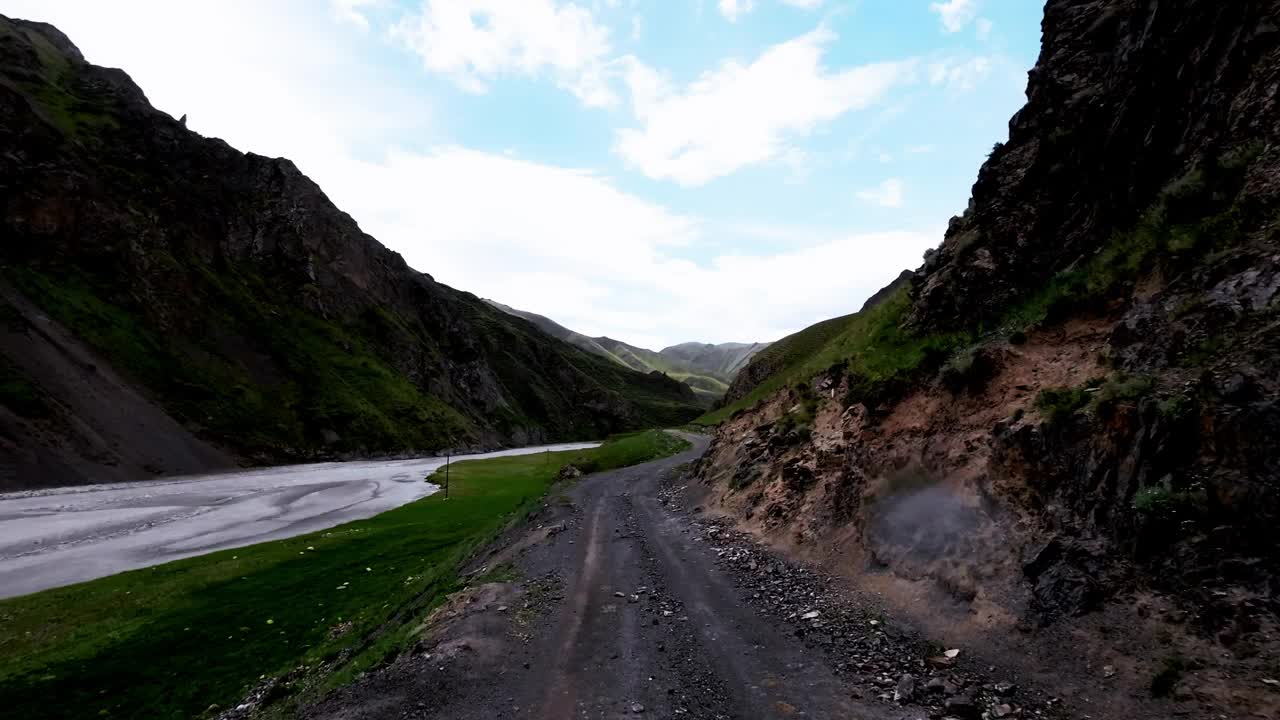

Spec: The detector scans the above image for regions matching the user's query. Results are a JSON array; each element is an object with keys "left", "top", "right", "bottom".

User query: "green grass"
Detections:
[
  {"left": 1035, "top": 385, "right": 1093, "bottom": 424},
  {"left": 2, "top": 20, "right": 120, "bottom": 141},
  {"left": 0, "top": 430, "right": 688, "bottom": 720},
  {"left": 1035, "top": 373, "right": 1153, "bottom": 425},
  {"left": 566, "top": 429, "right": 689, "bottom": 473},
  {"left": 696, "top": 291, "right": 969, "bottom": 425}
]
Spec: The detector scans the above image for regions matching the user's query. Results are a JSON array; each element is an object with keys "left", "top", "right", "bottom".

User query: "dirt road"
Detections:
[{"left": 303, "top": 433, "right": 928, "bottom": 720}]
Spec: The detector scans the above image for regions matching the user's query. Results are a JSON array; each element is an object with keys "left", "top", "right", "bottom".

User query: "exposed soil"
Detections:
[{"left": 696, "top": 314, "right": 1280, "bottom": 720}]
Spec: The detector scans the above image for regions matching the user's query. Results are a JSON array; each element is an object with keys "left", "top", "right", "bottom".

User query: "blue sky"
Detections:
[{"left": 5, "top": 0, "right": 1043, "bottom": 348}]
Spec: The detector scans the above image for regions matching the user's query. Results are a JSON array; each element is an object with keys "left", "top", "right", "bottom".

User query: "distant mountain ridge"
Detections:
[{"left": 484, "top": 300, "right": 769, "bottom": 401}]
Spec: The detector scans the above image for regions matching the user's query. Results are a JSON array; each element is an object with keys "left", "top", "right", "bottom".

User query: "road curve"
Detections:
[{"left": 0, "top": 442, "right": 599, "bottom": 599}]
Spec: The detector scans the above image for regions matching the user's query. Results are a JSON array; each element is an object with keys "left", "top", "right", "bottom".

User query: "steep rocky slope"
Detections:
[
  {"left": 695, "top": 1, "right": 1280, "bottom": 717},
  {"left": 0, "top": 17, "right": 700, "bottom": 489},
  {"left": 485, "top": 299, "right": 768, "bottom": 402}
]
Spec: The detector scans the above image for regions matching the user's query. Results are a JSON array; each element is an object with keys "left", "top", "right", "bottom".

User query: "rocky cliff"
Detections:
[
  {"left": 0, "top": 16, "right": 701, "bottom": 489},
  {"left": 694, "top": 2, "right": 1280, "bottom": 717}
]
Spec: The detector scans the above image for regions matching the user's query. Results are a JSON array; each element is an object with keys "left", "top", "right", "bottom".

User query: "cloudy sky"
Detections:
[{"left": 4, "top": 0, "right": 1041, "bottom": 349}]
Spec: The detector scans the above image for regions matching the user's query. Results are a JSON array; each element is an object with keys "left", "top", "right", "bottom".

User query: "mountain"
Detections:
[
  {"left": 694, "top": 1, "right": 1280, "bottom": 716},
  {"left": 722, "top": 269, "right": 913, "bottom": 405},
  {"left": 658, "top": 341, "right": 765, "bottom": 379},
  {"left": 0, "top": 16, "right": 701, "bottom": 489},
  {"left": 483, "top": 300, "right": 768, "bottom": 402}
]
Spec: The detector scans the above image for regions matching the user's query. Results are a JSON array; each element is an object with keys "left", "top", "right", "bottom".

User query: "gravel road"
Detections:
[
  {"left": 301, "top": 433, "right": 931, "bottom": 720},
  {"left": 0, "top": 442, "right": 598, "bottom": 599}
]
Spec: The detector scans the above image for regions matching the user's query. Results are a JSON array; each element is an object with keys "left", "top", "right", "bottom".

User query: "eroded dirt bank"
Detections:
[{"left": 694, "top": 313, "right": 1280, "bottom": 719}]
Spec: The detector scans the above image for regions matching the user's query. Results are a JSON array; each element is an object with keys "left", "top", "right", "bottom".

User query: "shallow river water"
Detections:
[{"left": 0, "top": 442, "right": 599, "bottom": 599}]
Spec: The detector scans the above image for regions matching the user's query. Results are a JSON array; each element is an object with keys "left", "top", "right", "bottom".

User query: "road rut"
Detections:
[{"left": 305, "top": 433, "right": 909, "bottom": 720}]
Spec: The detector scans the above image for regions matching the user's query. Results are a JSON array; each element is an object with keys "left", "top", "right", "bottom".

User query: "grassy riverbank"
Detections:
[{"left": 0, "top": 430, "right": 689, "bottom": 720}]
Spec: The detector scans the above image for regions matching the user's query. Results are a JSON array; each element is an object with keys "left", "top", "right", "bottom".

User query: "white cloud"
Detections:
[
  {"left": 856, "top": 178, "right": 905, "bottom": 208},
  {"left": 975, "top": 17, "right": 993, "bottom": 41},
  {"left": 615, "top": 29, "right": 915, "bottom": 185},
  {"left": 322, "top": 148, "right": 934, "bottom": 345},
  {"left": 390, "top": 0, "right": 617, "bottom": 106},
  {"left": 330, "top": 0, "right": 380, "bottom": 29},
  {"left": 930, "top": 0, "right": 978, "bottom": 33},
  {"left": 0, "top": 0, "right": 946, "bottom": 347},
  {"left": 781, "top": 0, "right": 824, "bottom": 8},
  {"left": 929, "top": 56, "right": 993, "bottom": 91},
  {"left": 717, "top": 0, "right": 754, "bottom": 22}
]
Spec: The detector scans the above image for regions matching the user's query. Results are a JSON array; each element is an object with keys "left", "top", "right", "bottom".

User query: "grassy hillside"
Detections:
[
  {"left": 0, "top": 16, "right": 701, "bottom": 483},
  {"left": 484, "top": 300, "right": 765, "bottom": 402},
  {"left": 0, "top": 431, "right": 690, "bottom": 720}
]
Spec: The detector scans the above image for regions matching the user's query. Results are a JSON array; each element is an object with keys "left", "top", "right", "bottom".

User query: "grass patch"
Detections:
[
  {"left": 0, "top": 359, "right": 50, "bottom": 418},
  {"left": 0, "top": 431, "right": 688, "bottom": 720},
  {"left": 1036, "top": 373, "right": 1153, "bottom": 425},
  {"left": 1035, "top": 386, "right": 1092, "bottom": 424},
  {"left": 565, "top": 429, "right": 689, "bottom": 474}
]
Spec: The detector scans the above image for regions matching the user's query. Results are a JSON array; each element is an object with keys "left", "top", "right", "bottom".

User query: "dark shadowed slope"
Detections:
[{"left": 0, "top": 16, "right": 701, "bottom": 489}]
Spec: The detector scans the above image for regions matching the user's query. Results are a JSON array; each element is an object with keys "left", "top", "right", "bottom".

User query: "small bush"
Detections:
[
  {"left": 1133, "top": 484, "right": 1206, "bottom": 519},
  {"left": 1156, "top": 394, "right": 1194, "bottom": 421},
  {"left": 939, "top": 345, "right": 996, "bottom": 394},
  {"left": 1150, "top": 655, "right": 1186, "bottom": 697},
  {"left": 1035, "top": 386, "right": 1090, "bottom": 424},
  {"left": 1092, "top": 374, "right": 1153, "bottom": 416},
  {"left": 1133, "top": 486, "right": 1173, "bottom": 514}
]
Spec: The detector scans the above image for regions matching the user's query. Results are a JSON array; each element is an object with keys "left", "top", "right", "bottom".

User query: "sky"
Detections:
[{"left": 3, "top": 0, "right": 1043, "bottom": 350}]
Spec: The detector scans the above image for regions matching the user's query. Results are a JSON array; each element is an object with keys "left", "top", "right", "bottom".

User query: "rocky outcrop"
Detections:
[
  {"left": 695, "top": 2, "right": 1280, "bottom": 717},
  {"left": 909, "top": 0, "right": 1280, "bottom": 331},
  {"left": 0, "top": 16, "right": 700, "bottom": 488}
]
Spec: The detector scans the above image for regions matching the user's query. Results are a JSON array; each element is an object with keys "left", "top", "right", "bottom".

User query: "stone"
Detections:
[
  {"left": 943, "top": 693, "right": 979, "bottom": 719},
  {"left": 894, "top": 674, "right": 916, "bottom": 703},
  {"left": 630, "top": 702, "right": 645, "bottom": 713}
]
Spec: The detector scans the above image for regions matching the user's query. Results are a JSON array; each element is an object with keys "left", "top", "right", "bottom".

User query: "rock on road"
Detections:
[
  {"left": 304, "top": 432, "right": 914, "bottom": 720},
  {"left": 0, "top": 442, "right": 599, "bottom": 599}
]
